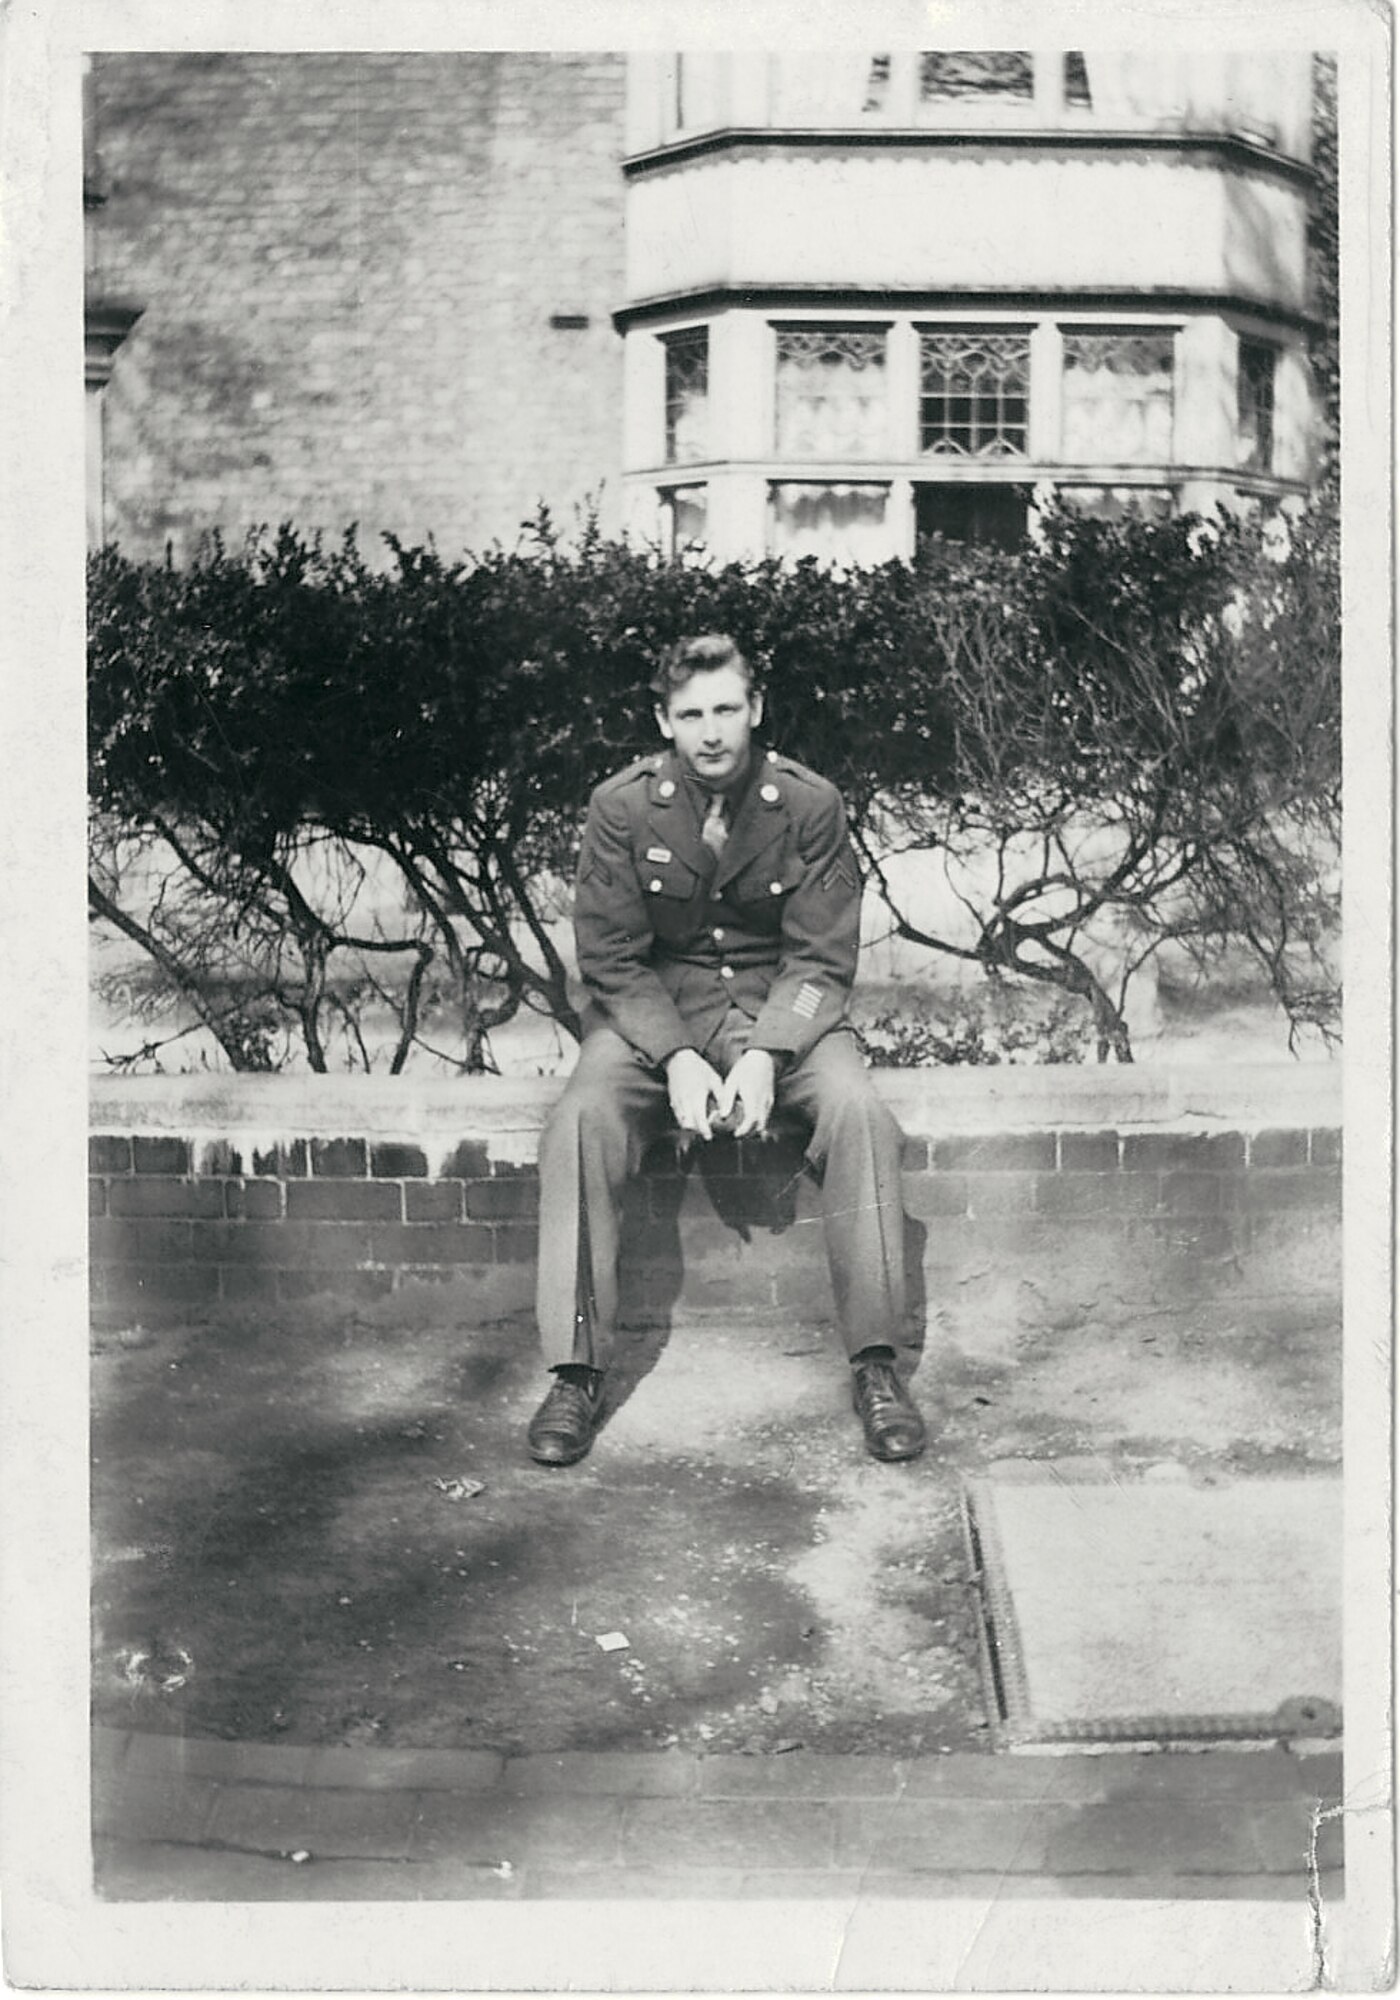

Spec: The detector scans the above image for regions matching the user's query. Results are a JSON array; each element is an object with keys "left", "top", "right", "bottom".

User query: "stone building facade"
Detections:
[{"left": 86, "top": 49, "right": 1320, "bottom": 565}]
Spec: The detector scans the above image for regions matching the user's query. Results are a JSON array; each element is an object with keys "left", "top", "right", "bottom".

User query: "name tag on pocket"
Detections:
[{"left": 646, "top": 846, "right": 672, "bottom": 864}]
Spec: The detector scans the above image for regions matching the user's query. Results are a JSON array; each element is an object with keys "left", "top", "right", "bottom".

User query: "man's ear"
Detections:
[
  {"left": 750, "top": 691, "right": 765, "bottom": 728},
  {"left": 654, "top": 704, "right": 675, "bottom": 742}
]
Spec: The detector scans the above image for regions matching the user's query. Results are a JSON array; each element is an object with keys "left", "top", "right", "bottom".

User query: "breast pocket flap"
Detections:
[{"left": 639, "top": 855, "right": 701, "bottom": 902}]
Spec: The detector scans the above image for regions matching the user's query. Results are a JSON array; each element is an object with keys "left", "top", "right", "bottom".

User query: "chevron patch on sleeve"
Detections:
[{"left": 792, "top": 982, "right": 823, "bottom": 1020}]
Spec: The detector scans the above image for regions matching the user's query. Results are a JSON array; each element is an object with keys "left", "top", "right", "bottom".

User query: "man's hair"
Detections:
[{"left": 649, "top": 633, "right": 757, "bottom": 703}]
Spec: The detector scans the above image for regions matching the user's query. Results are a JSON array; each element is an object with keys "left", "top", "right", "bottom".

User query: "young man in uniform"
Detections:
[{"left": 527, "top": 633, "right": 925, "bottom": 1467}]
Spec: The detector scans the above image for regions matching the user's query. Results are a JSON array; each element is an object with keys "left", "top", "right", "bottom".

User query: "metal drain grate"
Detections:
[{"left": 962, "top": 1467, "right": 1343, "bottom": 1752}]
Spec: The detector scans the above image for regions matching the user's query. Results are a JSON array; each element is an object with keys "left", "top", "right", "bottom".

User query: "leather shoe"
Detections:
[
  {"left": 527, "top": 1371, "right": 605, "bottom": 1466},
  {"left": 851, "top": 1356, "right": 926, "bottom": 1462}
]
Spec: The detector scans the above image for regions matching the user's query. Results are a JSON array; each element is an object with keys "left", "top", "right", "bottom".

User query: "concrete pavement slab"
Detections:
[
  {"left": 1084, "top": 1746, "right": 1339, "bottom": 1801},
  {"left": 93, "top": 1840, "right": 522, "bottom": 1900},
  {"left": 92, "top": 1770, "right": 221, "bottom": 1845},
  {"left": 497, "top": 1750, "right": 697, "bottom": 1795},
  {"left": 966, "top": 1470, "right": 1343, "bottom": 1747},
  {"left": 302, "top": 1743, "right": 506, "bottom": 1791},
  {"left": 617, "top": 1797, "right": 838, "bottom": 1869},
  {"left": 696, "top": 1753, "right": 905, "bottom": 1797},
  {"left": 1038, "top": 1798, "right": 1316, "bottom": 1877},
  {"left": 124, "top": 1732, "right": 316, "bottom": 1785},
  {"left": 405, "top": 1791, "right": 624, "bottom": 1865},
  {"left": 833, "top": 1798, "right": 1053, "bottom": 1873},
  {"left": 204, "top": 1780, "right": 418, "bottom": 1858}
]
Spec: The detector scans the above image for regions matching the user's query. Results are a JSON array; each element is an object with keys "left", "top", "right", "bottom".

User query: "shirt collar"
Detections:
[{"left": 679, "top": 746, "right": 759, "bottom": 827}]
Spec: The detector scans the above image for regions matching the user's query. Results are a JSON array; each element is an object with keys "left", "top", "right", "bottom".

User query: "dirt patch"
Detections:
[{"left": 92, "top": 1285, "right": 1340, "bottom": 1756}]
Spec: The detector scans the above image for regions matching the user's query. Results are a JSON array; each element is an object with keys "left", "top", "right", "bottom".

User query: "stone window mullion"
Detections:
[
  {"left": 884, "top": 52, "right": 918, "bottom": 124},
  {"left": 886, "top": 320, "right": 920, "bottom": 462},
  {"left": 1028, "top": 322, "right": 1061, "bottom": 462},
  {"left": 1031, "top": 51, "right": 1064, "bottom": 123}
]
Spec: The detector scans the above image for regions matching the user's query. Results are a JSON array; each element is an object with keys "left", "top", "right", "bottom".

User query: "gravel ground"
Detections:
[{"left": 91, "top": 1279, "right": 1340, "bottom": 1758}]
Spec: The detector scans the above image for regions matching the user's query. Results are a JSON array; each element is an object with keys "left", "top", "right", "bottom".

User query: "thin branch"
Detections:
[{"left": 88, "top": 875, "right": 253, "bottom": 1070}]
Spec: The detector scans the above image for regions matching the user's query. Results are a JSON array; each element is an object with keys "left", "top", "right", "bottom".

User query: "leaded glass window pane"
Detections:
[
  {"left": 1237, "top": 340, "right": 1276, "bottom": 472},
  {"left": 918, "top": 330, "right": 1030, "bottom": 458},
  {"left": 664, "top": 328, "right": 709, "bottom": 465},
  {"left": 1061, "top": 331, "right": 1175, "bottom": 463},
  {"left": 920, "top": 52, "right": 1034, "bottom": 101},
  {"left": 774, "top": 327, "right": 889, "bottom": 458},
  {"left": 769, "top": 482, "right": 889, "bottom": 563}
]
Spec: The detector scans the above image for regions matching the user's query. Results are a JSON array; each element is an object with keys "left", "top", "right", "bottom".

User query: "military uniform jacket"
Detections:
[{"left": 573, "top": 745, "right": 862, "bottom": 1070}]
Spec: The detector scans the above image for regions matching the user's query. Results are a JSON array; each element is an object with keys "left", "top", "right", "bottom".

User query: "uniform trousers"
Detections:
[{"left": 535, "top": 1012, "right": 908, "bottom": 1372}]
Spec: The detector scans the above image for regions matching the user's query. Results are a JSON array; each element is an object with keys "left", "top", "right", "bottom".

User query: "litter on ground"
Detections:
[{"left": 433, "top": 1477, "right": 486, "bottom": 1501}]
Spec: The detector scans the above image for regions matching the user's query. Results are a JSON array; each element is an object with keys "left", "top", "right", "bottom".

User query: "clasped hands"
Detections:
[{"left": 665, "top": 1046, "right": 775, "bottom": 1141}]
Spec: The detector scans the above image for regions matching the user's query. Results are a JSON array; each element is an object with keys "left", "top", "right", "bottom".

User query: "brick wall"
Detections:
[
  {"left": 90, "top": 53, "right": 627, "bottom": 560},
  {"left": 89, "top": 1071, "right": 1342, "bottom": 1341}
]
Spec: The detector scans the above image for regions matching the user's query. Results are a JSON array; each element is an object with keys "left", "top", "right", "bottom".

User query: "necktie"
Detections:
[{"left": 701, "top": 791, "right": 729, "bottom": 858}]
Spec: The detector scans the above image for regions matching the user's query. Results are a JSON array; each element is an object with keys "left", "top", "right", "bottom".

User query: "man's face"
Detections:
[{"left": 655, "top": 665, "right": 763, "bottom": 791}]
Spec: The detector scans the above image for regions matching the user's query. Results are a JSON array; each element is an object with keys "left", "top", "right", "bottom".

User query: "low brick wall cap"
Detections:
[{"left": 89, "top": 1061, "right": 1339, "bottom": 1143}]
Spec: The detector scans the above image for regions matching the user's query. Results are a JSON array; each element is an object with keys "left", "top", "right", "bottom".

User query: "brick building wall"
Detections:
[{"left": 89, "top": 53, "right": 627, "bottom": 561}]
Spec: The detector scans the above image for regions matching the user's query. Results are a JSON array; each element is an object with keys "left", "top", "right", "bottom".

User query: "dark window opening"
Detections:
[{"left": 915, "top": 483, "right": 1029, "bottom": 551}]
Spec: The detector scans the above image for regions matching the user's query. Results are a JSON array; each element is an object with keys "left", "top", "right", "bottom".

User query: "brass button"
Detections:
[
  {"left": 658, "top": 779, "right": 676, "bottom": 798},
  {"left": 769, "top": 880, "right": 783, "bottom": 895},
  {"left": 760, "top": 783, "right": 780, "bottom": 803},
  {"left": 649, "top": 878, "right": 662, "bottom": 893},
  {"left": 720, "top": 966, "right": 734, "bottom": 980},
  {"left": 712, "top": 927, "right": 724, "bottom": 942}
]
